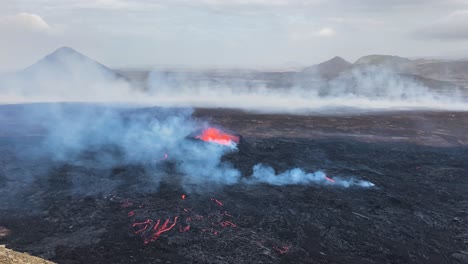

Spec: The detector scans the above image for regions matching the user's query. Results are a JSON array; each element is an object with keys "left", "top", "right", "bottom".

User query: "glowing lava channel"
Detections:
[
  {"left": 196, "top": 127, "right": 239, "bottom": 147},
  {"left": 132, "top": 217, "right": 178, "bottom": 244}
]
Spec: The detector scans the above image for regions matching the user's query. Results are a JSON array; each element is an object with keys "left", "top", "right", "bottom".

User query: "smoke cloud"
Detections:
[
  {"left": 0, "top": 102, "right": 374, "bottom": 208},
  {"left": 144, "top": 66, "right": 468, "bottom": 112},
  {"left": 3, "top": 47, "right": 467, "bottom": 204},
  {"left": 246, "top": 164, "right": 374, "bottom": 187},
  {"left": 0, "top": 47, "right": 466, "bottom": 112}
]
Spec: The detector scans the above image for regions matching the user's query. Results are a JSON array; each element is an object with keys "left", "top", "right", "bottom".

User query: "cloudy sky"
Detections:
[{"left": 1, "top": 0, "right": 468, "bottom": 71}]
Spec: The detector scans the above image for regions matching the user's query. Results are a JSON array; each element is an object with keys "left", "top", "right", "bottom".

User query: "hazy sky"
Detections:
[{"left": 1, "top": 0, "right": 468, "bottom": 71}]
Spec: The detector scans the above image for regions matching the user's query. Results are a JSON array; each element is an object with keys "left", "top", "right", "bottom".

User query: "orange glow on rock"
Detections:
[
  {"left": 196, "top": 127, "right": 239, "bottom": 146},
  {"left": 325, "top": 175, "right": 336, "bottom": 183}
]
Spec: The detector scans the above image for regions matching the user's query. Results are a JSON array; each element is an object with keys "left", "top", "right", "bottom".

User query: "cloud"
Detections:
[
  {"left": 68, "top": 0, "right": 163, "bottom": 10},
  {"left": 187, "top": 0, "right": 316, "bottom": 6},
  {"left": 89, "top": 0, "right": 318, "bottom": 8},
  {"left": 35, "top": 0, "right": 463, "bottom": 9},
  {"left": 0, "top": 12, "right": 50, "bottom": 32},
  {"left": 0, "top": 12, "right": 68, "bottom": 72},
  {"left": 317, "top": 27, "right": 336, "bottom": 37},
  {"left": 289, "top": 26, "right": 336, "bottom": 41},
  {"left": 10, "top": 0, "right": 321, "bottom": 12},
  {"left": 414, "top": 10, "right": 468, "bottom": 40}
]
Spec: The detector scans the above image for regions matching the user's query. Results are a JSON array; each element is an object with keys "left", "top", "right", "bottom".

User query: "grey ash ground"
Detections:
[{"left": 0, "top": 106, "right": 467, "bottom": 263}]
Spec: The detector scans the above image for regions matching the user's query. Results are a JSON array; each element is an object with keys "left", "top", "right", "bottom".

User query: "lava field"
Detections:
[{"left": 0, "top": 105, "right": 467, "bottom": 263}]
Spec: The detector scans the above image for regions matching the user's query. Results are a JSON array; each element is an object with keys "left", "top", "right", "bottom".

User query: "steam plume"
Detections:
[
  {"left": 0, "top": 103, "right": 374, "bottom": 203},
  {"left": 246, "top": 164, "right": 374, "bottom": 187},
  {"left": 0, "top": 47, "right": 466, "bottom": 112}
]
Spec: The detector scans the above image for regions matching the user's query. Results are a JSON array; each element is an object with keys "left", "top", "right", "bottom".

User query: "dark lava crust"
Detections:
[{"left": 0, "top": 107, "right": 467, "bottom": 264}]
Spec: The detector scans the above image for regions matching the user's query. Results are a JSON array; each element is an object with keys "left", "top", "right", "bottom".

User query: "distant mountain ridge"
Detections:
[
  {"left": 21, "top": 46, "right": 127, "bottom": 81},
  {"left": 3, "top": 46, "right": 466, "bottom": 98},
  {"left": 299, "top": 54, "right": 468, "bottom": 89},
  {"left": 0, "top": 47, "right": 131, "bottom": 100},
  {"left": 302, "top": 56, "right": 351, "bottom": 78},
  {"left": 354, "top": 54, "right": 412, "bottom": 65},
  {"left": 353, "top": 55, "right": 414, "bottom": 72}
]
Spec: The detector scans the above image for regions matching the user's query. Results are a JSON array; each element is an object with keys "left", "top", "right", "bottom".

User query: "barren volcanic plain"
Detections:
[{"left": 0, "top": 104, "right": 467, "bottom": 263}]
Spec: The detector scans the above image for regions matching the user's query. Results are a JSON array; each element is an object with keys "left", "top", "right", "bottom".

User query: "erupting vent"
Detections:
[{"left": 196, "top": 127, "right": 239, "bottom": 146}]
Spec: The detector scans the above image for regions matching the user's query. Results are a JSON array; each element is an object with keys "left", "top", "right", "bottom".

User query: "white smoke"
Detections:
[
  {"left": 2, "top": 47, "right": 465, "bottom": 197},
  {"left": 0, "top": 48, "right": 466, "bottom": 112},
  {"left": 245, "top": 164, "right": 374, "bottom": 188},
  {"left": 0, "top": 103, "right": 374, "bottom": 198},
  {"left": 144, "top": 67, "right": 468, "bottom": 112},
  {"left": 30, "top": 105, "right": 242, "bottom": 190}
]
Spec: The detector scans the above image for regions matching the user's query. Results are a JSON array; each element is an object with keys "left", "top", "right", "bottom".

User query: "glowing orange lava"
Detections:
[
  {"left": 211, "top": 198, "right": 223, "bottom": 206},
  {"left": 273, "top": 245, "right": 290, "bottom": 254},
  {"left": 325, "top": 175, "right": 336, "bottom": 183},
  {"left": 127, "top": 196, "right": 240, "bottom": 244},
  {"left": 133, "top": 217, "right": 178, "bottom": 244},
  {"left": 220, "top": 220, "right": 237, "bottom": 228},
  {"left": 196, "top": 127, "right": 239, "bottom": 146}
]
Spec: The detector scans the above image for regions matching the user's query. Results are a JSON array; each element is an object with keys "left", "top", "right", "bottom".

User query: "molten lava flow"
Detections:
[
  {"left": 132, "top": 217, "right": 179, "bottom": 244},
  {"left": 220, "top": 220, "right": 237, "bottom": 228},
  {"left": 146, "top": 217, "right": 178, "bottom": 244},
  {"left": 211, "top": 198, "right": 223, "bottom": 206},
  {"left": 273, "top": 246, "right": 290, "bottom": 254},
  {"left": 179, "top": 225, "right": 190, "bottom": 232},
  {"left": 325, "top": 175, "right": 336, "bottom": 183},
  {"left": 196, "top": 127, "right": 239, "bottom": 146},
  {"left": 127, "top": 196, "right": 240, "bottom": 244},
  {"left": 221, "top": 211, "right": 232, "bottom": 217},
  {"left": 156, "top": 153, "right": 168, "bottom": 162},
  {"left": 133, "top": 219, "right": 152, "bottom": 234}
]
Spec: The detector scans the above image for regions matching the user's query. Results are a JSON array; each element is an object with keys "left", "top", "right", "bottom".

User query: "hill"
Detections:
[
  {"left": 21, "top": 46, "right": 126, "bottom": 82},
  {"left": 354, "top": 55, "right": 415, "bottom": 72},
  {"left": 302, "top": 56, "right": 352, "bottom": 79}
]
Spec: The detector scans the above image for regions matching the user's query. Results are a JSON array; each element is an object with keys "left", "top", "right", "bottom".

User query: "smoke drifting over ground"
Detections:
[
  {"left": 0, "top": 104, "right": 373, "bottom": 201},
  {"left": 146, "top": 67, "right": 468, "bottom": 112},
  {"left": 0, "top": 47, "right": 466, "bottom": 112},
  {"left": 247, "top": 164, "right": 374, "bottom": 188},
  {"left": 1, "top": 48, "right": 465, "bottom": 204},
  {"left": 1, "top": 48, "right": 466, "bottom": 204}
]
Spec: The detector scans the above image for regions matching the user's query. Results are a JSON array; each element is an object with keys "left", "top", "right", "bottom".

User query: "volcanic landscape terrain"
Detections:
[{"left": 0, "top": 105, "right": 467, "bottom": 264}]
